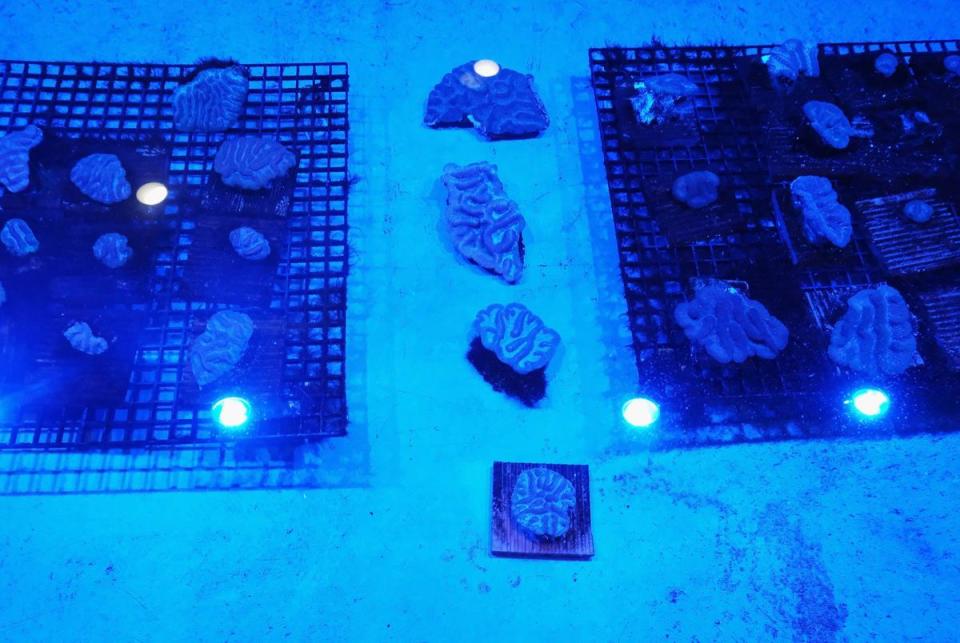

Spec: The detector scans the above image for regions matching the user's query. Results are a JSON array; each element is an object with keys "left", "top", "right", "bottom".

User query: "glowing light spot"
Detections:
[
  {"left": 212, "top": 396, "right": 252, "bottom": 430},
  {"left": 849, "top": 388, "right": 890, "bottom": 419},
  {"left": 136, "top": 182, "right": 168, "bottom": 206},
  {"left": 622, "top": 397, "right": 660, "bottom": 428},
  {"left": 473, "top": 59, "right": 501, "bottom": 78}
]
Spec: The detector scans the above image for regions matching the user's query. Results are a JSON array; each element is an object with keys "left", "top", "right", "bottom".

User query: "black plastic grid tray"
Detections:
[
  {"left": 0, "top": 60, "right": 348, "bottom": 450},
  {"left": 590, "top": 41, "right": 960, "bottom": 446}
]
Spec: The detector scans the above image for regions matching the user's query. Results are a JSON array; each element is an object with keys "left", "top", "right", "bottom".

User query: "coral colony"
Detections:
[
  {"left": 510, "top": 467, "right": 577, "bottom": 539},
  {"left": 214, "top": 136, "right": 296, "bottom": 190},
  {"left": 424, "top": 61, "right": 549, "bottom": 139},
  {"left": 0, "top": 124, "right": 42, "bottom": 195},
  {"left": 190, "top": 310, "right": 255, "bottom": 387},
  {"left": 441, "top": 162, "right": 526, "bottom": 284},
  {"left": 70, "top": 153, "right": 132, "bottom": 204},
  {"left": 790, "top": 175, "right": 853, "bottom": 248}
]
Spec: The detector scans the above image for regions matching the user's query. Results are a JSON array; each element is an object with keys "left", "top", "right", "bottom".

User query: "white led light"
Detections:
[
  {"left": 622, "top": 397, "right": 660, "bottom": 428},
  {"left": 212, "top": 396, "right": 252, "bottom": 430},
  {"left": 850, "top": 388, "right": 890, "bottom": 419},
  {"left": 136, "top": 182, "right": 168, "bottom": 206},
  {"left": 473, "top": 59, "right": 501, "bottom": 78}
]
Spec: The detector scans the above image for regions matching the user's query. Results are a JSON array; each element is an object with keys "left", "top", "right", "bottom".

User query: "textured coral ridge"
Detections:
[
  {"left": 510, "top": 467, "right": 576, "bottom": 539},
  {"left": 674, "top": 283, "right": 789, "bottom": 364},
  {"left": 214, "top": 136, "right": 296, "bottom": 190},
  {"left": 474, "top": 303, "right": 560, "bottom": 375},
  {"left": 790, "top": 176, "right": 852, "bottom": 248},
  {"left": 829, "top": 285, "right": 916, "bottom": 377},
  {"left": 0, "top": 124, "right": 43, "bottom": 195},
  {"left": 424, "top": 62, "right": 549, "bottom": 139},
  {"left": 93, "top": 232, "right": 133, "bottom": 268},
  {"left": 767, "top": 38, "right": 820, "bottom": 82},
  {"left": 229, "top": 226, "right": 270, "bottom": 260},
  {"left": 672, "top": 170, "right": 720, "bottom": 208},
  {"left": 766, "top": 39, "right": 820, "bottom": 83},
  {"left": 64, "top": 321, "right": 108, "bottom": 356},
  {"left": 190, "top": 310, "right": 254, "bottom": 386},
  {"left": 172, "top": 66, "right": 248, "bottom": 132},
  {"left": 70, "top": 153, "right": 132, "bottom": 204},
  {"left": 1, "top": 218, "right": 39, "bottom": 256},
  {"left": 442, "top": 162, "right": 525, "bottom": 283}
]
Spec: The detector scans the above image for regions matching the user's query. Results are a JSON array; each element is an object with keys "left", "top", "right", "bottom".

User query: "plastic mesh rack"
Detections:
[
  {"left": 590, "top": 41, "right": 960, "bottom": 446},
  {"left": 0, "top": 60, "right": 349, "bottom": 450}
]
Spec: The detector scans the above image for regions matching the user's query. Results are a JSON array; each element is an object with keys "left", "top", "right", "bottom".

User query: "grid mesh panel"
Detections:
[
  {"left": 590, "top": 42, "right": 960, "bottom": 445},
  {"left": 0, "top": 60, "right": 348, "bottom": 449}
]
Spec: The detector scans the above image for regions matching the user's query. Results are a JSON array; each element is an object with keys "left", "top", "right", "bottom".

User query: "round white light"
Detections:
[
  {"left": 850, "top": 388, "right": 890, "bottom": 419},
  {"left": 136, "top": 181, "right": 168, "bottom": 206},
  {"left": 473, "top": 59, "right": 501, "bottom": 78},
  {"left": 212, "top": 396, "right": 252, "bottom": 430},
  {"left": 622, "top": 397, "right": 660, "bottom": 428}
]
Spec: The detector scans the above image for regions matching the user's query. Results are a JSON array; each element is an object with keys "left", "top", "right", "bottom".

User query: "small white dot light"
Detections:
[
  {"left": 849, "top": 388, "right": 891, "bottom": 420},
  {"left": 473, "top": 59, "right": 501, "bottom": 78},
  {"left": 212, "top": 396, "right": 252, "bottom": 430},
  {"left": 136, "top": 181, "right": 168, "bottom": 206},
  {"left": 622, "top": 397, "right": 660, "bottom": 428}
]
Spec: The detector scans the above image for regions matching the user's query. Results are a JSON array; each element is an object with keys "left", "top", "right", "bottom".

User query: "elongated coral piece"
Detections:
[
  {"left": 791, "top": 176, "right": 852, "bottom": 248},
  {"left": 190, "top": 311, "right": 254, "bottom": 386},
  {"left": 829, "top": 285, "right": 916, "bottom": 377},
  {"left": 675, "top": 283, "right": 789, "bottom": 364},
  {"left": 64, "top": 322, "right": 108, "bottom": 355},
  {"left": 442, "top": 162, "right": 525, "bottom": 283},
  {"left": 1, "top": 218, "right": 39, "bottom": 256},
  {"left": 0, "top": 124, "right": 43, "bottom": 194}
]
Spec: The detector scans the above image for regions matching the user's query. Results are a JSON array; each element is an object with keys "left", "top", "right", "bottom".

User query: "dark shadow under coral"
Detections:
[{"left": 467, "top": 337, "right": 546, "bottom": 407}]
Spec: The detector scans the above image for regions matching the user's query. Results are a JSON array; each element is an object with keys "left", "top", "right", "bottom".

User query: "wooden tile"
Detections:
[{"left": 491, "top": 461, "right": 594, "bottom": 560}]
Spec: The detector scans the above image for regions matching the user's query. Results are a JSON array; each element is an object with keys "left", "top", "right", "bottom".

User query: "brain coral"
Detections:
[
  {"left": 474, "top": 303, "right": 560, "bottom": 375},
  {"left": 64, "top": 322, "right": 108, "bottom": 355},
  {"left": 828, "top": 285, "right": 916, "bottom": 377},
  {"left": 510, "top": 467, "right": 576, "bottom": 539},
  {"left": 172, "top": 66, "right": 248, "bottom": 132},
  {"left": 229, "top": 226, "right": 271, "bottom": 260},
  {"left": 424, "top": 62, "right": 549, "bottom": 139},
  {"left": 70, "top": 153, "right": 132, "bottom": 204},
  {"left": 674, "top": 283, "right": 789, "bottom": 364},
  {"left": 190, "top": 310, "right": 254, "bottom": 386},
  {"left": 766, "top": 39, "right": 820, "bottom": 83},
  {"left": 93, "top": 232, "right": 133, "bottom": 268},
  {"left": 1, "top": 218, "right": 39, "bottom": 256},
  {"left": 0, "top": 124, "right": 43, "bottom": 195},
  {"left": 790, "top": 176, "right": 852, "bottom": 248},
  {"left": 442, "top": 162, "right": 525, "bottom": 284},
  {"left": 214, "top": 136, "right": 296, "bottom": 190},
  {"left": 803, "top": 101, "right": 856, "bottom": 150}
]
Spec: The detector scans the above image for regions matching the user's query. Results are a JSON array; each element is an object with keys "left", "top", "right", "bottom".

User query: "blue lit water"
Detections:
[{"left": 1, "top": 1, "right": 959, "bottom": 640}]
